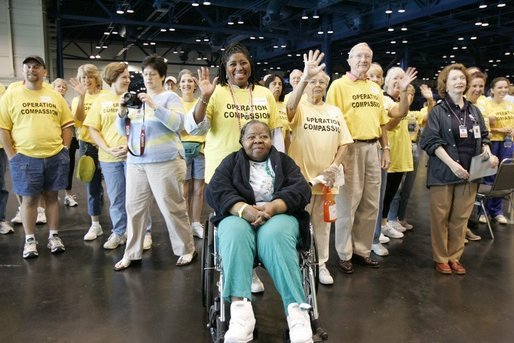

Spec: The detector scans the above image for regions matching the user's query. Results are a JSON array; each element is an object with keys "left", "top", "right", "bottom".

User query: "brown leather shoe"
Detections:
[
  {"left": 338, "top": 259, "right": 354, "bottom": 274},
  {"left": 435, "top": 262, "right": 452, "bottom": 275},
  {"left": 449, "top": 261, "right": 466, "bottom": 275},
  {"left": 352, "top": 255, "right": 380, "bottom": 268}
]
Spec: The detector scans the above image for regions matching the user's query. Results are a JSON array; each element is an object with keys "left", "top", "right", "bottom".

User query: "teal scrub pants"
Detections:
[{"left": 217, "top": 214, "right": 306, "bottom": 314}]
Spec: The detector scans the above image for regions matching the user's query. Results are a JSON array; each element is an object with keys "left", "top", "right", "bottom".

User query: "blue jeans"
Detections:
[
  {"left": 80, "top": 141, "right": 103, "bottom": 217},
  {"left": 388, "top": 143, "right": 420, "bottom": 221},
  {"left": 484, "top": 141, "right": 514, "bottom": 216},
  {"left": 217, "top": 214, "right": 305, "bottom": 314},
  {"left": 100, "top": 161, "right": 127, "bottom": 236},
  {"left": 373, "top": 169, "right": 387, "bottom": 244},
  {"left": 0, "top": 149, "right": 9, "bottom": 221}
]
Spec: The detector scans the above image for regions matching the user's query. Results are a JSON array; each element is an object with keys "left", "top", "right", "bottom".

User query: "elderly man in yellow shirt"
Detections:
[{"left": 326, "top": 43, "right": 417, "bottom": 274}]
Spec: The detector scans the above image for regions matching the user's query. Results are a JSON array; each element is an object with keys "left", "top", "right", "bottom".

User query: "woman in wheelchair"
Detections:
[{"left": 205, "top": 120, "right": 314, "bottom": 343}]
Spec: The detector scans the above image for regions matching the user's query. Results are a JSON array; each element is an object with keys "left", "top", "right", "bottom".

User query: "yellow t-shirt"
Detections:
[
  {"left": 406, "top": 110, "right": 425, "bottom": 142},
  {"left": 485, "top": 99, "right": 514, "bottom": 141},
  {"left": 277, "top": 100, "right": 291, "bottom": 135},
  {"left": 83, "top": 92, "right": 127, "bottom": 162},
  {"left": 203, "top": 84, "right": 281, "bottom": 183},
  {"left": 72, "top": 90, "right": 107, "bottom": 143},
  {"left": 387, "top": 116, "right": 413, "bottom": 173},
  {"left": 288, "top": 101, "right": 353, "bottom": 195},
  {"left": 181, "top": 98, "right": 206, "bottom": 144},
  {"left": 326, "top": 75, "right": 388, "bottom": 139},
  {"left": 0, "top": 86, "right": 73, "bottom": 158}
]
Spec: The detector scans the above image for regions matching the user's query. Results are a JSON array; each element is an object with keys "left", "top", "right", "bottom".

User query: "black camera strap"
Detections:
[{"left": 124, "top": 103, "right": 145, "bottom": 157}]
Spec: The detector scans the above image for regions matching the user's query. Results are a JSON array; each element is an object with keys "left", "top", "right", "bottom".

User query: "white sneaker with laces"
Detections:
[
  {"left": 36, "top": 207, "right": 47, "bottom": 224},
  {"left": 47, "top": 235, "right": 65, "bottom": 253},
  {"left": 103, "top": 233, "right": 126, "bottom": 249},
  {"left": 379, "top": 233, "right": 390, "bottom": 244},
  {"left": 478, "top": 214, "right": 487, "bottom": 224},
  {"left": 495, "top": 214, "right": 508, "bottom": 225},
  {"left": 84, "top": 223, "right": 103, "bottom": 241},
  {"left": 0, "top": 221, "right": 14, "bottom": 234},
  {"left": 191, "top": 221, "right": 204, "bottom": 238},
  {"left": 224, "top": 299, "right": 256, "bottom": 343},
  {"left": 251, "top": 269, "right": 265, "bottom": 293},
  {"left": 64, "top": 194, "right": 78, "bottom": 207},
  {"left": 382, "top": 223, "right": 404, "bottom": 239},
  {"left": 287, "top": 303, "right": 313, "bottom": 343},
  {"left": 143, "top": 232, "right": 152, "bottom": 250},
  {"left": 319, "top": 264, "right": 334, "bottom": 285},
  {"left": 372, "top": 243, "right": 389, "bottom": 256},
  {"left": 388, "top": 220, "right": 407, "bottom": 232},
  {"left": 23, "top": 238, "right": 38, "bottom": 258},
  {"left": 11, "top": 207, "right": 22, "bottom": 224}
]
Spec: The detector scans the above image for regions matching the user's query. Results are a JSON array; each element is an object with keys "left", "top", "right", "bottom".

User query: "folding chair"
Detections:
[{"left": 475, "top": 158, "right": 514, "bottom": 239}]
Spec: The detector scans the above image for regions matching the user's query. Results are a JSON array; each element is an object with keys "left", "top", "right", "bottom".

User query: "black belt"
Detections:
[{"left": 354, "top": 138, "right": 379, "bottom": 143}]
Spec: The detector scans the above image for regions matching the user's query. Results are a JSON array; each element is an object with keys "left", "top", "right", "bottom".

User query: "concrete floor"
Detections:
[{"left": 1, "top": 158, "right": 513, "bottom": 343}]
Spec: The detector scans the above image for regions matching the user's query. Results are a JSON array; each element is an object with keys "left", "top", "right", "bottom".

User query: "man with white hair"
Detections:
[
  {"left": 284, "top": 69, "right": 305, "bottom": 104},
  {"left": 326, "top": 42, "right": 416, "bottom": 274}
]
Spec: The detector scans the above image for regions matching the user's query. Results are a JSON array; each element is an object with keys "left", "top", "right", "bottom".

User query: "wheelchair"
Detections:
[{"left": 201, "top": 214, "right": 328, "bottom": 342}]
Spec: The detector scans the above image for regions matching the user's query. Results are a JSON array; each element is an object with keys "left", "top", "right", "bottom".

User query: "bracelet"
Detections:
[
  {"left": 199, "top": 97, "right": 209, "bottom": 106},
  {"left": 238, "top": 203, "right": 249, "bottom": 218},
  {"left": 381, "top": 145, "right": 391, "bottom": 150}
]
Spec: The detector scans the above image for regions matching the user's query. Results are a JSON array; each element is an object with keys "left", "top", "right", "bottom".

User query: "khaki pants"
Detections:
[
  {"left": 123, "top": 159, "right": 194, "bottom": 260},
  {"left": 429, "top": 183, "right": 478, "bottom": 263},
  {"left": 335, "top": 142, "right": 381, "bottom": 261},
  {"left": 306, "top": 195, "right": 331, "bottom": 266}
]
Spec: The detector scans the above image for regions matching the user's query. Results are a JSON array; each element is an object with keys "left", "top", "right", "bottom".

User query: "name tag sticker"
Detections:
[
  {"left": 253, "top": 97, "right": 267, "bottom": 105},
  {"left": 40, "top": 96, "right": 51, "bottom": 103},
  {"left": 103, "top": 101, "right": 114, "bottom": 107}
]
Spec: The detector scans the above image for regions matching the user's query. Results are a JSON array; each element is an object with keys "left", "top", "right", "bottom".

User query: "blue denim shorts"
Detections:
[
  {"left": 185, "top": 153, "right": 205, "bottom": 180},
  {"left": 9, "top": 148, "right": 70, "bottom": 196}
]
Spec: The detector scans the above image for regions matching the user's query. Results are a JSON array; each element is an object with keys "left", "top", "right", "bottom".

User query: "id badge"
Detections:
[
  {"left": 473, "top": 125, "right": 480, "bottom": 139},
  {"left": 459, "top": 125, "right": 468, "bottom": 138}
]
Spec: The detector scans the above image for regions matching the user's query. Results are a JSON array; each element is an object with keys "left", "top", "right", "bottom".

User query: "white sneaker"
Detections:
[
  {"left": 23, "top": 238, "right": 38, "bottom": 259},
  {"left": 478, "top": 214, "right": 487, "bottom": 224},
  {"left": 388, "top": 220, "right": 407, "bottom": 232},
  {"left": 191, "top": 221, "right": 204, "bottom": 239},
  {"left": 84, "top": 223, "right": 103, "bottom": 241},
  {"left": 64, "top": 194, "right": 78, "bottom": 207},
  {"left": 319, "top": 264, "right": 334, "bottom": 285},
  {"left": 372, "top": 243, "right": 389, "bottom": 256},
  {"left": 379, "top": 233, "right": 390, "bottom": 244},
  {"left": 47, "top": 235, "right": 66, "bottom": 253},
  {"left": 11, "top": 207, "right": 22, "bottom": 224},
  {"left": 287, "top": 303, "right": 313, "bottom": 343},
  {"left": 399, "top": 220, "right": 414, "bottom": 230},
  {"left": 495, "top": 214, "right": 508, "bottom": 225},
  {"left": 0, "top": 221, "right": 14, "bottom": 234},
  {"left": 251, "top": 269, "right": 265, "bottom": 293},
  {"left": 36, "top": 207, "right": 47, "bottom": 224},
  {"left": 103, "top": 233, "right": 126, "bottom": 249},
  {"left": 143, "top": 232, "right": 152, "bottom": 250},
  {"left": 382, "top": 223, "right": 404, "bottom": 239},
  {"left": 225, "top": 299, "right": 256, "bottom": 343}
]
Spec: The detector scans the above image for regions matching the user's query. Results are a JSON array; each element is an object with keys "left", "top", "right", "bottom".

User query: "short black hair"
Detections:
[
  {"left": 264, "top": 73, "right": 286, "bottom": 102},
  {"left": 141, "top": 55, "right": 167, "bottom": 79},
  {"left": 218, "top": 42, "right": 258, "bottom": 89}
]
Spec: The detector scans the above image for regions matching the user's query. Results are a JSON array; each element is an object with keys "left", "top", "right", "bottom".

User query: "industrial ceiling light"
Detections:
[
  {"left": 327, "top": 27, "right": 334, "bottom": 34},
  {"left": 401, "top": 25, "right": 407, "bottom": 31},
  {"left": 191, "top": 1, "right": 200, "bottom": 7},
  {"left": 474, "top": 19, "right": 482, "bottom": 26},
  {"left": 116, "top": 4, "right": 124, "bottom": 14},
  {"left": 398, "top": 4, "right": 405, "bottom": 13},
  {"left": 203, "top": 1, "right": 211, "bottom": 5},
  {"left": 481, "top": 21, "right": 489, "bottom": 27},
  {"left": 160, "top": 28, "right": 167, "bottom": 32},
  {"left": 227, "top": 17, "right": 234, "bottom": 25},
  {"left": 301, "top": 10, "right": 308, "bottom": 20},
  {"left": 388, "top": 26, "right": 394, "bottom": 32},
  {"left": 385, "top": 4, "right": 393, "bottom": 14},
  {"left": 168, "top": 27, "right": 175, "bottom": 31},
  {"left": 312, "top": 10, "right": 319, "bottom": 19},
  {"left": 497, "top": 1, "right": 506, "bottom": 7},
  {"left": 479, "top": 1, "right": 487, "bottom": 8},
  {"left": 237, "top": 17, "right": 244, "bottom": 24}
]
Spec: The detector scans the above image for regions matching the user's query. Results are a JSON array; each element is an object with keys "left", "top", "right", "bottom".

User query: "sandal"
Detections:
[
  {"left": 176, "top": 250, "right": 198, "bottom": 266},
  {"left": 114, "top": 257, "right": 131, "bottom": 271}
]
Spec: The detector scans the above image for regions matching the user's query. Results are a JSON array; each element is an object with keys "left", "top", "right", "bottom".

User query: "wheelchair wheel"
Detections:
[{"left": 202, "top": 219, "right": 215, "bottom": 309}]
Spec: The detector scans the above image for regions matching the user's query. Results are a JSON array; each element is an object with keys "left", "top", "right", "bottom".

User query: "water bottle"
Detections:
[{"left": 323, "top": 185, "right": 337, "bottom": 223}]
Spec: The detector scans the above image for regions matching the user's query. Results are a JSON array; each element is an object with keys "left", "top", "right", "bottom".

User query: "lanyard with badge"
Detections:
[
  {"left": 228, "top": 84, "right": 254, "bottom": 130},
  {"left": 445, "top": 99, "right": 480, "bottom": 139}
]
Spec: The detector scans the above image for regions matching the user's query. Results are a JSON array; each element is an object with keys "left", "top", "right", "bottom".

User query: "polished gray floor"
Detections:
[{"left": 1, "top": 160, "right": 513, "bottom": 343}]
